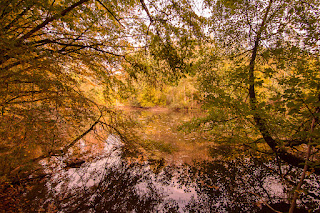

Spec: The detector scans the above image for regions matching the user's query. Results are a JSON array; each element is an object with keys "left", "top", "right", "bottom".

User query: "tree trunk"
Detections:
[{"left": 247, "top": 0, "right": 320, "bottom": 174}]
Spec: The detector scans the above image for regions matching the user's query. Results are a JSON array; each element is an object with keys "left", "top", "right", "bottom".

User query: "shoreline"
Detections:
[{"left": 117, "top": 105, "right": 202, "bottom": 113}]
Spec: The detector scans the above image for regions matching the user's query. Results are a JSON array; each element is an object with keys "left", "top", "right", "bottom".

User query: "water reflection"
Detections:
[
  {"left": 23, "top": 133, "right": 319, "bottom": 212},
  {"left": 181, "top": 159, "right": 286, "bottom": 212},
  {"left": 25, "top": 135, "right": 185, "bottom": 212}
]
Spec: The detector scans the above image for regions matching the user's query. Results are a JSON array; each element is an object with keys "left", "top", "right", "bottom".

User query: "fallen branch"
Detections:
[
  {"left": 9, "top": 114, "right": 103, "bottom": 177},
  {"left": 289, "top": 117, "right": 315, "bottom": 213},
  {"left": 62, "top": 115, "right": 102, "bottom": 153}
]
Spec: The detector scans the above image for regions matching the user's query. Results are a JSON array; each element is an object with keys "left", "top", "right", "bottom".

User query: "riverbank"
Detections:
[{"left": 117, "top": 105, "right": 203, "bottom": 113}]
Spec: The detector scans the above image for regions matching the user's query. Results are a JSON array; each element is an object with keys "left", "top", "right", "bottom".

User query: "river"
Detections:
[{"left": 22, "top": 108, "right": 319, "bottom": 212}]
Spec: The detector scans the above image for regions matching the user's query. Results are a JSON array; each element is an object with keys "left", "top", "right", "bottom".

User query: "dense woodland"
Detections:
[{"left": 0, "top": 0, "right": 319, "bottom": 212}]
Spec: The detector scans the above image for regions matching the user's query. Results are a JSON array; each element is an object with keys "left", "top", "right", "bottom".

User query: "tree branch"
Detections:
[
  {"left": 62, "top": 115, "right": 102, "bottom": 153},
  {"left": 3, "top": 4, "right": 33, "bottom": 31},
  {"left": 25, "top": 114, "right": 102, "bottom": 165},
  {"left": 140, "top": 0, "right": 154, "bottom": 23},
  {"left": 96, "top": 0, "right": 124, "bottom": 27},
  {"left": 289, "top": 117, "right": 315, "bottom": 213},
  {"left": 247, "top": 0, "right": 320, "bottom": 175},
  {"left": 17, "top": 0, "right": 89, "bottom": 42}
]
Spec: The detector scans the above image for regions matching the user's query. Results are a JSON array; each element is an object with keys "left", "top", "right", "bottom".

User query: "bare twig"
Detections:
[{"left": 96, "top": 0, "right": 124, "bottom": 27}]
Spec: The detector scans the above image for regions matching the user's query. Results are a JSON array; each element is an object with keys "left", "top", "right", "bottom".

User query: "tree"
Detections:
[
  {"left": 192, "top": 0, "right": 320, "bottom": 210},
  {"left": 0, "top": 0, "right": 135, "bottom": 175},
  {"left": 199, "top": 0, "right": 320, "bottom": 173},
  {"left": 0, "top": 0, "right": 205, "bottom": 177}
]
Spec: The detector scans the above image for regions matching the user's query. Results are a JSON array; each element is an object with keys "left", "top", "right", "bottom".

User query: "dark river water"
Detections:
[{"left": 23, "top": 109, "right": 320, "bottom": 212}]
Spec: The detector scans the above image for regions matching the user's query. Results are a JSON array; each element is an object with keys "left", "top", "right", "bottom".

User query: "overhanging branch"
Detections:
[{"left": 18, "top": 0, "right": 90, "bottom": 42}]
